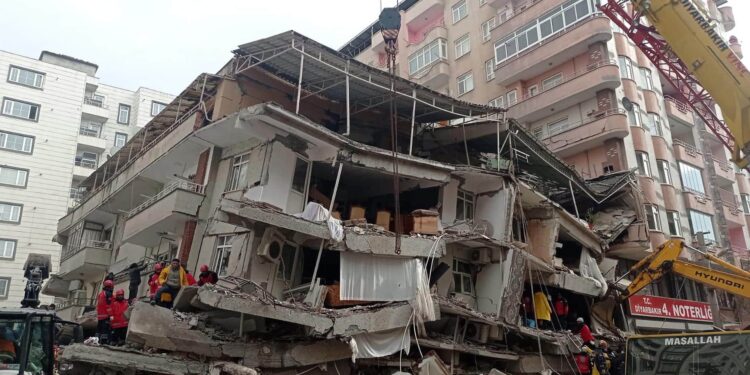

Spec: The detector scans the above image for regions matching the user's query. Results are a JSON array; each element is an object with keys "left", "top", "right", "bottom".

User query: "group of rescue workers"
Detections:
[
  {"left": 521, "top": 290, "right": 624, "bottom": 375},
  {"left": 95, "top": 259, "right": 218, "bottom": 345}
]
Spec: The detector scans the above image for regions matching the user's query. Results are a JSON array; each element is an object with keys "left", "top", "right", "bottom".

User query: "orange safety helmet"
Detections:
[
  {"left": 200, "top": 264, "right": 209, "bottom": 272},
  {"left": 115, "top": 289, "right": 125, "bottom": 296},
  {"left": 103, "top": 280, "right": 114, "bottom": 288}
]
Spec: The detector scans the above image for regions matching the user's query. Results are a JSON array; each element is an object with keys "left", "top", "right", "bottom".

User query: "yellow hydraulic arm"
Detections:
[{"left": 620, "top": 239, "right": 750, "bottom": 300}]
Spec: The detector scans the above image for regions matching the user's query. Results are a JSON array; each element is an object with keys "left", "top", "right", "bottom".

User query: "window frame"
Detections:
[
  {"left": 636, "top": 151, "right": 651, "bottom": 177},
  {"left": 541, "top": 73, "right": 563, "bottom": 90},
  {"left": 485, "top": 58, "right": 496, "bottom": 81},
  {"left": 213, "top": 235, "right": 235, "bottom": 277},
  {"left": 226, "top": 153, "right": 251, "bottom": 192},
  {"left": 0, "top": 166, "right": 29, "bottom": 188},
  {"left": 506, "top": 89, "right": 518, "bottom": 106},
  {"left": 452, "top": 0, "right": 468, "bottom": 24},
  {"left": 454, "top": 34, "right": 471, "bottom": 59},
  {"left": 117, "top": 104, "right": 131, "bottom": 125},
  {"left": 627, "top": 102, "right": 642, "bottom": 127},
  {"left": 688, "top": 210, "right": 715, "bottom": 243},
  {"left": 656, "top": 159, "right": 671, "bottom": 185},
  {"left": 644, "top": 204, "right": 662, "bottom": 231},
  {"left": 678, "top": 161, "right": 705, "bottom": 194},
  {"left": 0, "top": 238, "right": 16, "bottom": 260},
  {"left": 547, "top": 117, "right": 568, "bottom": 136},
  {"left": 641, "top": 67, "right": 654, "bottom": 90},
  {"left": 0, "top": 131, "right": 34, "bottom": 154},
  {"left": 1, "top": 97, "right": 40, "bottom": 122},
  {"left": 456, "top": 72, "right": 474, "bottom": 96},
  {"left": 452, "top": 258, "right": 474, "bottom": 295},
  {"left": 649, "top": 113, "right": 663, "bottom": 136},
  {"left": 151, "top": 101, "right": 168, "bottom": 116},
  {"left": 7, "top": 65, "right": 45, "bottom": 89},
  {"left": 456, "top": 189, "right": 475, "bottom": 221},
  {"left": 741, "top": 193, "right": 750, "bottom": 214},
  {"left": 488, "top": 96, "right": 504, "bottom": 108},
  {"left": 481, "top": 17, "right": 497, "bottom": 42},
  {"left": 0, "top": 277, "right": 9, "bottom": 299},
  {"left": 618, "top": 56, "right": 635, "bottom": 80},
  {"left": 408, "top": 39, "right": 448, "bottom": 75},
  {"left": 666, "top": 211, "right": 682, "bottom": 237},
  {"left": 290, "top": 155, "right": 312, "bottom": 195},
  {"left": 0, "top": 202, "right": 23, "bottom": 224},
  {"left": 114, "top": 132, "right": 128, "bottom": 148}
]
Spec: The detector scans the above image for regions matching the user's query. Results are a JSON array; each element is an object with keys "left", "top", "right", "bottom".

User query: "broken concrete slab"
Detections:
[
  {"left": 228, "top": 199, "right": 331, "bottom": 240},
  {"left": 418, "top": 337, "right": 518, "bottom": 361},
  {"left": 332, "top": 303, "right": 416, "bottom": 336},
  {"left": 342, "top": 231, "right": 445, "bottom": 257},
  {"left": 173, "top": 285, "right": 200, "bottom": 311},
  {"left": 60, "top": 344, "right": 209, "bottom": 375},
  {"left": 221, "top": 339, "right": 351, "bottom": 368},
  {"left": 545, "top": 272, "right": 603, "bottom": 297}
]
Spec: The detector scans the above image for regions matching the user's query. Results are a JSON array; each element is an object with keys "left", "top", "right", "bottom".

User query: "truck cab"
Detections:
[{"left": 0, "top": 309, "right": 56, "bottom": 375}]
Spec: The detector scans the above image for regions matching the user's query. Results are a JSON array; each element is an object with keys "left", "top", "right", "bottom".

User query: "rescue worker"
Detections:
[
  {"left": 592, "top": 340, "right": 611, "bottom": 375},
  {"left": 533, "top": 290, "right": 552, "bottom": 330},
  {"left": 152, "top": 258, "right": 188, "bottom": 307},
  {"left": 521, "top": 293, "right": 535, "bottom": 327},
  {"left": 127, "top": 263, "right": 142, "bottom": 304},
  {"left": 96, "top": 280, "right": 114, "bottom": 344},
  {"left": 553, "top": 293, "right": 569, "bottom": 330},
  {"left": 609, "top": 347, "right": 624, "bottom": 375},
  {"left": 148, "top": 263, "right": 163, "bottom": 298},
  {"left": 575, "top": 317, "right": 596, "bottom": 348},
  {"left": 0, "top": 325, "right": 17, "bottom": 363},
  {"left": 183, "top": 262, "right": 197, "bottom": 286},
  {"left": 110, "top": 289, "right": 130, "bottom": 346},
  {"left": 577, "top": 346, "right": 593, "bottom": 375},
  {"left": 198, "top": 264, "right": 219, "bottom": 286}
]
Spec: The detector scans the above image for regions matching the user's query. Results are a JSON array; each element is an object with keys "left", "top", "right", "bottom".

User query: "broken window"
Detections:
[
  {"left": 452, "top": 258, "right": 474, "bottom": 295},
  {"left": 291, "top": 156, "right": 311, "bottom": 194},
  {"left": 666, "top": 211, "right": 682, "bottom": 237},
  {"left": 644, "top": 204, "right": 661, "bottom": 231},
  {"left": 456, "top": 189, "right": 475, "bottom": 222},
  {"left": 226, "top": 153, "right": 250, "bottom": 192},
  {"left": 214, "top": 235, "right": 234, "bottom": 277},
  {"left": 277, "top": 243, "right": 300, "bottom": 285},
  {"left": 635, "top": 151, "right": 651, "bottom": 177}
]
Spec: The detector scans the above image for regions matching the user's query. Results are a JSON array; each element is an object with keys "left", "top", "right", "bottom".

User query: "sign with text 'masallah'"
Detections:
[{"left": 628, "top": 295, "right": 713, "bottom": 322}]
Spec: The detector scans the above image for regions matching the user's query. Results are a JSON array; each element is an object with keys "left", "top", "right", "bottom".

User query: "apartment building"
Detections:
[
  {"left": 343, "top": 0, "right": 749, "bottom": 329},
  {"left": 0, "top": 50, "right": 173, "bottom": 307},
  {"left": 49, "top": 31, "right": 646, "bottom": 373}
]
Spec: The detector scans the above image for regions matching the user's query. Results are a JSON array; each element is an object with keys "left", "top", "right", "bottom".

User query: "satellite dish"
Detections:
[{"left": 622, "top": 97, "right": 634, "bottom": 111}]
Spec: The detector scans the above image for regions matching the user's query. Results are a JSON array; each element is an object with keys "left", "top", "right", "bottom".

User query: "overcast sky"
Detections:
[{"left": 0, "top": 0, "right": 747, "bottom": 95}]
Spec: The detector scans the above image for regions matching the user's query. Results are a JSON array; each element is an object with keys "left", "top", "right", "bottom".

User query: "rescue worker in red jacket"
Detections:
[
  {"left": 96, "top": 280, "right": 114, "bottom": 344},
  {"left": 148, "top": 263, "right": 163, "bottom": 298},
  {"left": 110, "top": 289, "right": 129, "bottom": 346},
  {"left": 197, "top": 265, "right": 218, "bottom": 286},
  {"left": 182, "top": 262, "right": 197, "bottom": 286}
]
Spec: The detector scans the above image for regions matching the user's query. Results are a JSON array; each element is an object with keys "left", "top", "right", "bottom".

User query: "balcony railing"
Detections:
[
  {"left": 56, "top": 296, "right": 96, "bottom": 311},
  {"left": 83, "top": 97, "right": 108, "bottom": 109},
  {"left": 510, "top": 59, "right": 617, "bottom": 107},
  {"left": 664, "top": 96, "right": 690, "bottom": 113},
  {"left": 74, "top": 158, "right": 97, "bottom": 169},
  {"left": 127, "top": 180, "right": 205, "bottom": 219},
  {"left": 61, "top": 239, "right": 112, "bottom": 262},
  {"left": 673, "top": 139, "right": 700, "bottom": 155},
  {"left": 714, "top": 158, "right": 733, "bottom": 172},
  {"left": 78, "top": 125, "right": 102, "bottom": 138},
  {"left": 717, "top": 187, "right": 742, "bottom": 211},
  {"left": 537, "top": 108, "right": 626, "bottom": 141}
]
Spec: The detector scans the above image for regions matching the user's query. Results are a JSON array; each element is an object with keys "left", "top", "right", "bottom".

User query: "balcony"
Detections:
[
  {"left": 714, "top": 159, "right": 736, "bottom": 184},
  {"left": 411, "top": 59, "right": 450, "bottom": 90},
  {"left": 539, "top": 109, "right": 628, "bottom": 158},
  {"left": 664, "top": 96, "right": 694, "bottom": 126},
  {"left": 673, "top": 140, "right": 704, "bottom": 168},
  {"left": 73, "top": 158, "right": 97, "bottom": 179},
  {"left": 58, "top": 240, "right": 112, "bottom": 282},
  {"left": 121, "top": 180, "right": 205, "bottom": 247},
  {"left": 717, "top": 188, "right": 744, "bottom": 227},
  {"left": 405, "top": 22, "right": 447, "bottom": 53},
  {"left": 77, "top": 126, "right": 107, "bottom": 151},
  {"left": 495, "top": 16, "right": 612, "bottom": 86},
  {"left": 405, "top": 0, "right": 444, "bottom": 30},
  {"left": 82, "top": 97, "right": 110, "bottom": 120},
  {"left": 682, "top": 188, "right": 713, "bottom": 215},
  {"left": 506, "top": 60, "right": 621, "bottom": 123}
]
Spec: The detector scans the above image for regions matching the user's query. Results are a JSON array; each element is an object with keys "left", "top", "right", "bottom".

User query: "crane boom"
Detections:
[{"left": 599, "top": 0, "right": 750, "bottom": 167}]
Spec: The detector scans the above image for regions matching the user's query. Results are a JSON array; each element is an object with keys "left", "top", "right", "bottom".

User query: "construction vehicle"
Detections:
[
  {"left": 0, "top": 254, "right": 81, "bottom": 375},
  {"left": 599, "top": 0, "right": 750, "bottom": 167}
]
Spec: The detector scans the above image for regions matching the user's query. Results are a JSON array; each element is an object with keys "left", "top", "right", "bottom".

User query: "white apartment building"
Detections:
[{"left": 0, "top": 50, "right": 173, "bottom": 307}]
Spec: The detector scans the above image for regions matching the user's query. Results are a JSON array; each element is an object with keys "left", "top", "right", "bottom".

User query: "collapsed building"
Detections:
[{"left": 45, "top": 31, "right": 643, "bottom": 374}]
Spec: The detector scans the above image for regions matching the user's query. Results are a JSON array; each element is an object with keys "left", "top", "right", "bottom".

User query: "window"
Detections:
[
  {"left": 488, "top": 96, "right": 504, "bottom": 108},
  {"left": 667, "top": 211, "right": 682, "bottom": 237},
  {"left": 688, "top": 210, "right": 715, "bottom": 243},
  {"left": 0, "top": 278, "right": 8, "bottom": 299},
  {"left": 151, "top": 101, "right": 167, "bottom": 116},
  {"left": 452, "top": 259, "right": 474, "bottom": 295},
  {"left": 645, "top": 204, "right": 661, "bottom": 231},
  {"left": 649, "top": 113, "right": 663, "bottom": 136},
  {"left": 636, "top": 152, "right": 651, "bottom": 177},
  {"left": 541, "top": 73, "right": 563, "bottom": 90},
  {"left": 0, "top": 131, "right": 33, "bottom": 154},
  {"left": 603, "top": 164, "right": 615, "bottom": 174},
  {"left": 408, "top": 39, "right": 448, "bottom": 75},
  {"left": 656, "top": 160, "right": 671, "bottom": 184},
  {"left": 0, "top": 202, "right": 22, "bottom": 223},
  {"left": 454, "top": 34, "right": 471, "bottom": 58},
  {"left": 641, "top": 68, "right": 654, "bottom": 90},
  {"left": 482, "top": 18, "right": 497, "bottom": 41},
  {"left": 547, "top": 118, "right": 568, "bottom": 136},
  {"left": 528, "top": 85, "right": 539, "bottom": 97},
  {"left": 452, "top": 0, "right": 468, "bottom": 24},
  {"left": 493, "top": 0, "right": 593, "bottom": 64},
  {"left": 506, "top": 89, "right": 518, "bottom": 106},
  {"left": 117, "top": 104, "right": 131, "bottom": 124},
  {"left": 0, "top": 166, "right": 28, "bottom": 188},
  {"left": 278, "top": 243, "right": 299, "bottom": 282},
  {"left": 456, "top": 72, "right": 474, "bottom": 96},
  {"left": 618, "top": 56, "right": 634, "bottom": 80},
  {"left": 0, "top": 239, "right": 16, "bottom": 259},
  {"left": 2, "top": 98, "right": 39, "bottom": 121},
  {"left": 214, "top": 235, "right": 234, "bottom": 277},
  {"left": 76, "top": 152, "right": 98, "bottom": 169},
  {"left": 114, "top": 133, "right": 128, "bottom": 148},
  {"left": 7, "top": 66, "right": 44, "bottom": 89},
  {"left": 679, "top": 162, "right": 705, "bottom": 193},
  {"left": 291, "top": 156, "right": 311, "bottom": 194},
  {"left": 226, "top": 153, "right": 250, "bottom": 191},
  {"left": 485, "top": 58, "right": 495, "bottom": 81},
  {"left": 627, "top": 103, "right": 642, "bottom": 127},
  {"left": 532, "top": 127, "right": 543, "bottom": 139},
  {"left": 456, "top": 189, "right": 475, "bottom": 221},
  {"left": 742, "top": 194, "right": 750, "bottom": 214}
]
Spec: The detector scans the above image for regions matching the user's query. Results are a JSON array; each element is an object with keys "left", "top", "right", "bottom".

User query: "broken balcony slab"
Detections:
[
  {"left": 222, "top": 339, "right": 352, "bottom": 368},
  {"left": 341, "top": 230, "right": 445, "bottom": 257},
  {"left": 435, "top": 295, "right": 498, "bottom": 325},
  {"left": 223, "top": 198, "right": 332, "bottom": 240},
  {"left": 332, "top": 303, "right": 417, "bottom": 336},
  {"left": 60, "top": 343, "right": 209, "bottom": 375},
  {"left": 418, "top": 336, "right": 518, "bottom": 361},
  {"left": 545, "top": 272, "right": 603, "bottom": 297}
]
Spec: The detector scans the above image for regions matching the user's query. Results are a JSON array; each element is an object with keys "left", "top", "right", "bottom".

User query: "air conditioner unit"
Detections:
[
  {"left": 464, "top": 322, "right": 490, "bottom": 344},
  {"left": 257, "top": 228, "right": 285, "bottom": 263},
  {"left": 470, "top": 248, "right": 491, "bottom": 264}
]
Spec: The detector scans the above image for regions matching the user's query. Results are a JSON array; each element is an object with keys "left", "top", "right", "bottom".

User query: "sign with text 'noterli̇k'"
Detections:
[{"left": 628, "top": 295, "right": 713, "bottom": 322}]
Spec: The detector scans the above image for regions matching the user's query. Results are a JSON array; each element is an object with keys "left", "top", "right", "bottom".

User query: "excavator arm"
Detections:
[
  {"left": 599, "top": 0, "right": 750, "bottom": 167},
  {"left": 620, "top": 239, "right": 750, "bottom": 300}
]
